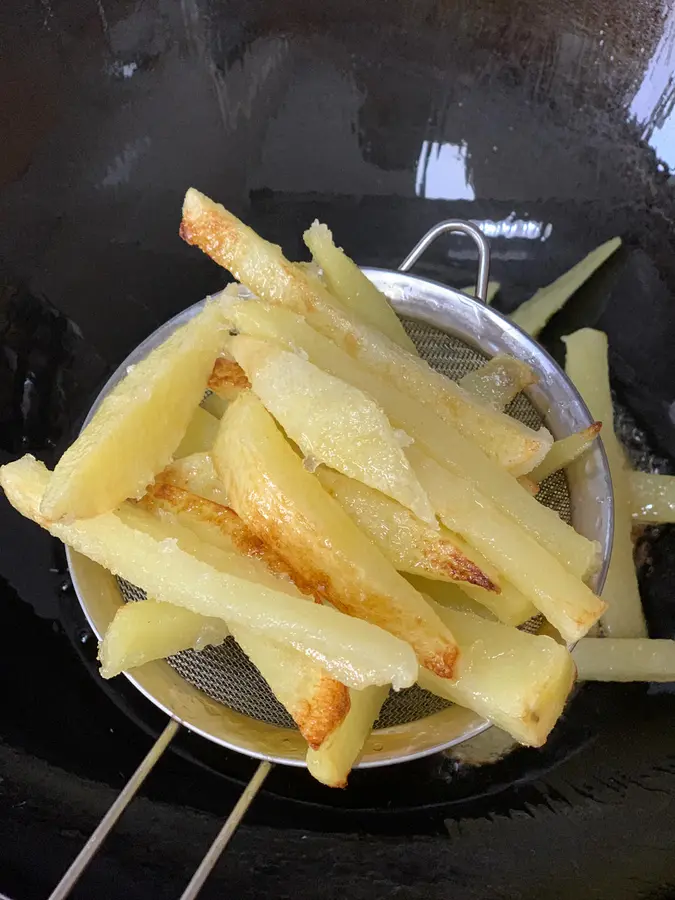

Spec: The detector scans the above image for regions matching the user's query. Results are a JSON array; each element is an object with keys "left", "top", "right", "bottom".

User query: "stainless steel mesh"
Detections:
[{"left": 116, "top": 317, "right": 570, "bottom": 732}]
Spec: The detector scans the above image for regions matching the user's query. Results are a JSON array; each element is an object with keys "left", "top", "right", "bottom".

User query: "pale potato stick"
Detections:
[
  {"left": 222, "top": 300, "right": 598, "bottom": 579},
  {"left": 155, "top": 453, "right": 229, "bottom": 506},
  {"left": 461, "top": 281, "right": 501, "bottom": 304},
  {"left": 41, "top": 301, "right": 224, "bottom": 520},
  {"left": 181, "top": 191, "right": 551, "bottom": 474},
  {"left": 231, "top": 335, "right": 435, "bottom": 525},
  {"left": 629, "top": 472, "right": 675, "bottom": 523},
  {"left": 174, "top": 406, "right": 220, "bottom": 458},
  {"left": 99, "top": 598, "right": 229, "bottom": 679},
  {"left": 1, "top": 455, "right": 417, "bottom": 690},
  {"left": 459, "top": 356, "right": 536, "bottom": 409},
  {"left": 316, "top": 467, "right": 497, "bottom": 590},
  {"left": 563, "top": 329, "right": 647, "bottom": 637},
  {"left": 406, "top": 568, "right": 539, "bottom": 627},
  {"left": 573, "top": 638, "right": 675, "bottom": 681},
  {"left": 303, "top": 220, "right": 418, "bottom": 353},
  {"left": 530, "top": 423, "right": 602, "bottom": 483},
  {"left": 306, "top": 685, "right": 389, "bottom": 788},
  {"left": 408, "top": 447, "right": 606, "bottom": 642},
  {"left": 511, "top": 238, "right": 621, "bottom": 337},
  {"left": 460, "top": 580, "right": 539, "bottom": 627},
  {"left": 101, "top": 595, "right": 350, "bottom": 747},
  {"left": 418, "top": 603, "right": 576, "bottom": 746},
  {"left": 213, "top": 392, "right": 460, "bottom": 679},
  {"left": 405, "top": 575, "right": 495, "bottom": 618}
]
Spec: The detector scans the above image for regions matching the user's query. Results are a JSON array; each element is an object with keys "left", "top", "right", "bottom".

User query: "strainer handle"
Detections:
[
  {"left": 398, "top": 220, "right": 491, "bottom": 303},
  {"left": 47, "top": 718, "right": 272, "bottom": 900}
]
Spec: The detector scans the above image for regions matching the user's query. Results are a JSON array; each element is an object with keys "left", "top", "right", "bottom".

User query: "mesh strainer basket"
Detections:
[{"left": 57, "top": 221, "right": 613, "bottom": 900}]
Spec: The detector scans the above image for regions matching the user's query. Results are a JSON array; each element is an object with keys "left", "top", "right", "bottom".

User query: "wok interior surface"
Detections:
[{"left": 2, "top": 0, "right": 675, "bottom": 898}]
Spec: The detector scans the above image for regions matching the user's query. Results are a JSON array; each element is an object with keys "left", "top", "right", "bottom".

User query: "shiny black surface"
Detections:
[{"left": 3, "top": 0, "right": 675, "bottom": 897}]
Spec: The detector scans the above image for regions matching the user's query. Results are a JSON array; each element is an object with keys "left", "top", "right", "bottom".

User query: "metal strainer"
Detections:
[{"left": 56, "top": 221, "right": 613, "bottom": 900}]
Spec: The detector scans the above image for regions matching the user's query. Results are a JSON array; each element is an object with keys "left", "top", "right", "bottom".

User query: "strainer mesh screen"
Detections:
[{"left": 116, "top": 318, "right": 570, "bottom": 731}]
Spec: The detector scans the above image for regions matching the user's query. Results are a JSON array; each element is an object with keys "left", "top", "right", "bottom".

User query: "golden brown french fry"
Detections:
[
  {"left": 563, "top": 329, "right": 647, "bottom": 638},
  {"left": 629, "top": 472, "right": 675, "bottom": 523},
  {"left": 511, "top": 238, "right": 621, "bottom": 337},
  {"left": 231, "top": 335, "right": 435, "bottom": 524},
  {"left": 459, "top": 356, "right": 536, "bottom": 409},
  {"left": 155, "top": 453, "right": 228, "bottom": 506},
  {"left": 406, "top": 574, "right": 538, "bottom": 627},
  {"left": 1, "top": 455, "right": 417, "bottom": 690},
  {"left": 181, "top": 190, "right": 551, "bottom": 475},
  {"left": 418, "top": 603, "right": 576, "bottom": 746},
  {"left": 140, "top": 481, "right": 323, "bottom": 600},
  {"left": 316, "top": 467, "right": 496, "bottom": 590},
  {"left": 41, "top": 301, "right": 224, "bottom": 520},
  {"left": 315, "top": 469, "right": 537, "bottom": 625},
  {"left": 207, "top": 355, "right": 251, "bottom": 399},
  {"left": 221, "top": 300, "right": 598, "bottom": 579},
  {"left": 99, "top": 598, "right": 229, "bottom": 678},
  {"left": 174, "top": 406, "right": 220, "bottom": 458},
  {"left": 137, "top": 483, "right": 353, "bottom": 746},
  {"left": 573, "top": 638, "right": 675, "bottom": 681},
  {"left": 530, "top": 423, "right": 602, "bottom": 483},
  {"left": 306, "top": 685, "right": 389, "bottom": 787},
  {"left": 213, "top": 391, "right": 460, "bottom": 679},
  {"left": 303, "top": 220, "right": 418, "bottom": 354},
  {"left": 408, "top": 447, "right": 606, "bottom": 642}
]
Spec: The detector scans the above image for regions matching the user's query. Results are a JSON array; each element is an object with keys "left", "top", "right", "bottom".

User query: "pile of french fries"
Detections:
[{"left": 2, "top": 188, "right": 671, "bottom": 788}]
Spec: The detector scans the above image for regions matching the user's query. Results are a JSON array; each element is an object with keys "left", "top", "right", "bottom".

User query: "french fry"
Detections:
[
  {"left": 41, "top": 300, "right": 224, "bottom": 520},
  {"left": 181, "top": 190, "right": 551, "bottom": 475},
  {"left": 208, "top": 355, "right": 251, "bottom": 399},
  {"left": 99, "top": 598, "right": 229, "bottom": 678},
  {"left": 306, "top": 685, "right": 389, "bottom": 787},
  {"left": 174, "top": 406, "right": 220, "bottom": 458},
  {"left": 573, "top": 638, "right": 675, "bottom": 681},
  {"left": 303, "top": 220, "right": 418, "bottom": 354},
  {"left": 408, "top": 447, "right": 606, "bottom": 642},
  {"left": 316, "top": 467, "right": 496, "bottom": 590},
  {"left": 459, "top": 356, "right": 536, "bottom": 409},
  {"left": 232, "top": 623, "right": 350, "bottom": 748},
  {"left": 221, "top": 300, "right": 598, "bottom": 579},
  {"left": 139, "top": 481, "right": 322, "bottom": 599},
  {"left": 418, "top": 603, "right": 576, "bottom": 746},
  {"left": 406, "top": 574, "right": 538, "bottom": 627},
  {"left": 461, "top": 281, "right": 501, "bottom": 304},
  {"left": 511, "top": 238, "right": 621, "bottom": 337},
  {"left": 1, "top": 455, "right": 417, "bottom": 690},
  {"left": 530, "top": 423, "right": 602, "bottom": 483},
  {"left": 563, "top": 329, "right": 647, "bottom": 637},
  {"left": 629, "top": 472, "right": 675, "bottom": 523},
  {"left": 213, "top": 391, "right": 460, "bottom": 679},
  {"left": 231, "top": 335, "right": 435, "bottom": 525},
  {"left": 100, "top": 594, "right": 350, "bottom": 747},
  {"left": 137, "top": 483, "right": 355, "bottom": 746},
  {"left": 155, "top": 453, "right": 228, "bottom": 506}
]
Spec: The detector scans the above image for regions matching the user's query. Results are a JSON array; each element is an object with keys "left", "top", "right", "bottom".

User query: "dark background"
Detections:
[{"left": 3, "top": 0, "right": 675, "bottom": 897}]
